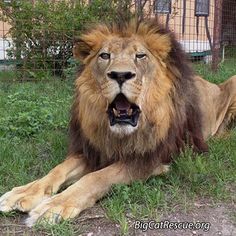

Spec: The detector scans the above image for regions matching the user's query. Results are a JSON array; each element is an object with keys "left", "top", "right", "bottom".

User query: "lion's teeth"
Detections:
[
  {"left": 113, "top": 108, "right": 118, "bottom": 117},
  {"left": 113, "top": 108, "right": 121, "bottom": 117},
  {"left": 127, "top": 108, "right": 133, "bottom": 116}
]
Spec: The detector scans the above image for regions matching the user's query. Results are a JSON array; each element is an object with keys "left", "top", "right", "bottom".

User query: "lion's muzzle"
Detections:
[
  {"left": 107, "top": 93, "right": 141, "bottom": 127},
  {"left": 107, "top": 71, "right": 136, "bottom": 87}
]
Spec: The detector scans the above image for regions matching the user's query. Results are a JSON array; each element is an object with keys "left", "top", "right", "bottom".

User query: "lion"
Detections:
[{"left": 0, "top": 20, "right": 235, "bottom": 227}]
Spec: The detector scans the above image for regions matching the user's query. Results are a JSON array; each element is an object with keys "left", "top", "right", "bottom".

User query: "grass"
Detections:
[
  {"left": 194, "top": 59, "right": 236, "bottom": 83},
  {"left": 0, "top": 81, "right": 72, "bottom": 190},
  {"left": 0, "top": 60, "right": 236, "bottom": 235}
]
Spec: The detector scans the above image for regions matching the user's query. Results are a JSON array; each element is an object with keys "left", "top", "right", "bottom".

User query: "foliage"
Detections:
[
  {"left": 0, "top": 81, "right": 72, "bottom": 139},
  {"left": 63, "top": 57, "right": 81, "bottom": 80},
  {"left": 0, "top": 0, "right": 133, "bottom": 80}
]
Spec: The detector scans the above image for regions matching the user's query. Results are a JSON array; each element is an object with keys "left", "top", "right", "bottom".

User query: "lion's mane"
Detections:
[{"left": 68, "top": 21, "right": 208, "bottom": 178}]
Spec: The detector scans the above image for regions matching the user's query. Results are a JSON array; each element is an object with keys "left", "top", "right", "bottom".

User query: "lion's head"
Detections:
[
  {"left": 73, "top": 21, "right": 174, "bottom": 137},
  {"left": 70, "top": 20, "right": 208, "bottom": 172}
]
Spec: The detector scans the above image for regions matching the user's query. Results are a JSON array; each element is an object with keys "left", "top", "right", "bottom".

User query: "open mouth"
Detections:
[{"left": 107, "top": 93, "right": 141, "bottom": 127}]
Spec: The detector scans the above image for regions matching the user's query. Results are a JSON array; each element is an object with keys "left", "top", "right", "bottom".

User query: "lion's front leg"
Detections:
[
  {"left": 0, "top": 156, "right": 88, "bottom": 213},
  {"left": 25, "top": 162, "right": 132, "bottom": 227}
]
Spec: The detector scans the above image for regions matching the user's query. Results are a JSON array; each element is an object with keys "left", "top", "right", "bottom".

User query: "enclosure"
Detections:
[
  {"left": 0, "top": 1, "right": 235, "bottom": 235},
  {"left": 0, "top": 0, "right": 235, "bottom": 80}
]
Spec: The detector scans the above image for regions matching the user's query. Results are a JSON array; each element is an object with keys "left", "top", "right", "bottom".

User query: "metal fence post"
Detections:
[{"left": 212, "top": 0, "right": 223, "bottom": 72}]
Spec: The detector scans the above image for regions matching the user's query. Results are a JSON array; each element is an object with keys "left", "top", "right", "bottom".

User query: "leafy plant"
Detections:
[
  {"left": 0, "top": 0, "right": 133, "bottom": 80},
  {"left": 0, "top": 88, "right": 71, "bottom": 138},
  {"left": 63, "top": 57, "right": 81, "bottom": 80}
]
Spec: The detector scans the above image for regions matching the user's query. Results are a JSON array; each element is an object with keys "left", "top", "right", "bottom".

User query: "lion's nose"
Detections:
[{"left": 107, "top": 71, "right": 136, "bottom": 86}]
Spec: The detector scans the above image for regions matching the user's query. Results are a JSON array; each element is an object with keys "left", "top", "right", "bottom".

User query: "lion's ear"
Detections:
[
  {"left": 73, "top": 39, "right": 92, "bottom": 63},
  {"left": 144, "top": 34, "right": 171, "bottom": 60},
  {"left": 73, "top": 25, "right": 110, "bottom": 63}
]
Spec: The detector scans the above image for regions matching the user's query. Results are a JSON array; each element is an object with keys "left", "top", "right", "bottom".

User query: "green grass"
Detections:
[
  {"left": 194, "top": 58, "right": 236, "bottom": 83},
  {"left": 0, "top": 61, "right": 235, "bottom": 235},
  {"left": 0, "top": 81, "right": 72, "bottom": 190}
]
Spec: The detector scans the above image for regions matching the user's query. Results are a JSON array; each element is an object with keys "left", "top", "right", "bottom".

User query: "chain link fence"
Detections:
[
  {"left": 222, "top": 0, "right": 236, "bottom": 61},
  {"left": 0, "top": 0, "right": 235, "bottom": 81}
]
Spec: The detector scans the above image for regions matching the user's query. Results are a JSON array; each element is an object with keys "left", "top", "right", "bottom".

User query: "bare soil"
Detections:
[{"left": 0, "top": 200, "right": 235, "bottom": 236}]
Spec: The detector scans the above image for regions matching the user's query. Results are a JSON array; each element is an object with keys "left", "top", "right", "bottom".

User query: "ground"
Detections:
[
  {"left": 0, "top": 201, "right": 236, "bottom": 235},
  {"left": 0, "top": 60, "right": 235, "bottom": 235}
]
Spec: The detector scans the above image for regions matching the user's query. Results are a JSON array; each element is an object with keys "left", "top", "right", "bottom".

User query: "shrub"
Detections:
[{"left": 0, "top": 0, "right": 133, "bottom": 80}]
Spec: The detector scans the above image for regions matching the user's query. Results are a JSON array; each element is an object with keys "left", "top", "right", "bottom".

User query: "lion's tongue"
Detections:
[{"left": 114, "top": 94, "right": 131, "bottom": 111}]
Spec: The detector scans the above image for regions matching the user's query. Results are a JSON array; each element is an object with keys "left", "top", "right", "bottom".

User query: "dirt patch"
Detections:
[
  {"left": 0, "top": 201, "right": 235, "bottom": 236},
  {"left": 0, "top": 213, "right": 45, "bottom": 235},
  {"left": 132, "top": 202, "right": 236, "bottom": 236},
  {"left": 77, "top": 201, "right": 236, "bottom": 236}
]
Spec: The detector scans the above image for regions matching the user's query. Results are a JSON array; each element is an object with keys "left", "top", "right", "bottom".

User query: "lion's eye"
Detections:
[
  {"left": 136, "top": 53, "right": 147, "bottom": 59},
  {"left": 99, "top": 53, "right": 110, "bottom": 60}
]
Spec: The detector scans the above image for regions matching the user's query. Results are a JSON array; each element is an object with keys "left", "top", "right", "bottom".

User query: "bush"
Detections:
[{"left": 0, "top": 0, "right": 133, "bottom": 80}]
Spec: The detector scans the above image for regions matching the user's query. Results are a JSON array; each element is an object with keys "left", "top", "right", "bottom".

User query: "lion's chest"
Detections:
[{"left": 85, "top": 124, "right": 159, "bottom": 161}]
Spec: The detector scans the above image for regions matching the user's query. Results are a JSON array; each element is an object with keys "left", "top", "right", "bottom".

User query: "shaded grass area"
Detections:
[{"left": 0, "top": 61, "right": 236, "bottom": 235}]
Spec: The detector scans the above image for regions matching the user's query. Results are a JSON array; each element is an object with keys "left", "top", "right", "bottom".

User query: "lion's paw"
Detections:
[
  {"left": 25, "top": 196, "right": 79, "bottom": 227},
  {"left": 0, "top": 181, "right": 50, "bottom": 213}
]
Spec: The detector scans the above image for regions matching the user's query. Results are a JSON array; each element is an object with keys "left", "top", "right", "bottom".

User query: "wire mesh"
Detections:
[
  {"left": 0, "top": 0, "right": 235, "bottom": 81},
  {"left": 147, "top": 0, "right": 215, "bottom": 63},
  {"left": 222, "top": 0, "right": 236, "bottom": 61}
]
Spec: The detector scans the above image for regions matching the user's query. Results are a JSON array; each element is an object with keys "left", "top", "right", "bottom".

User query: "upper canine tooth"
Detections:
[
  {"left": 113, "top": 108, "right": 118, "bottom": 116},
  {"left": 128, "top": 108, "right": 133, "bottom": 116}
]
